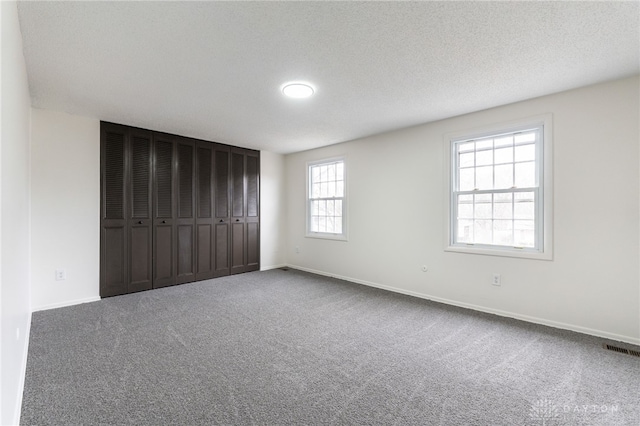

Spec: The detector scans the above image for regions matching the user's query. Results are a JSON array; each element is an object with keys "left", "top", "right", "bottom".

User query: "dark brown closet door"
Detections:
[
  {"left": 128, "top": 129, "right": 153, "bottom": 292},
  {"left": 245, "top": 151, "right": 260, "bottom": 272},
  {"left": 213, "top": 145, "right": 231, "bottom": 277},
  {"left": 196, "top": 142, "right": 215, "bottom": 281},
  {"left": 176, "top": 138, "right": 196, "bottom": 284},
  {"left": 100, "top": 124, "right": 128, "bottom": 297},
  {"left": 153, "top": 134, "right": 176, "bottom": 288},
  {"left": 230, "top": 149, "right": 246, "bottom": 275}
]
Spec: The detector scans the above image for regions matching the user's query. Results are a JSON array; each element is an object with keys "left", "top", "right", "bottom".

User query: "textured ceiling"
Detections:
[{"left": 17, "top": 1, "right": 640, "bottom": 154}]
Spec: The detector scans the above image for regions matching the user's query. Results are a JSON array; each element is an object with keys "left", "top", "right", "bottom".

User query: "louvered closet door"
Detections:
[
  {"left": 128, "top": 129, "right": 153, "bottom": 292},
  {"left": 153, "top": 134, "right": 176, "bottom": 288},
  {"left": 176, "top": 138, "right": 196, "bottom": 284},
  {"left": 230, "top": 149, "right": 246, "bottom": 275},
  {"left": 245, "top": 151, "right": 260, "bottom": 272},
  {"left": 196, "top": 142, "right": 215, "bottom": 281},
  {"left": 101, "top": 124, "right": 128, "bottom": 297},
  {"left": 213, "top": 145, "right": 231, "bottom": 277}
]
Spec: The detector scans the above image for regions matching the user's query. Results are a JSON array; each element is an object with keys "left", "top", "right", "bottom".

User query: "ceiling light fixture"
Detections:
[{"left": 282, "top": 82, "right": 315, "bottom": 98}]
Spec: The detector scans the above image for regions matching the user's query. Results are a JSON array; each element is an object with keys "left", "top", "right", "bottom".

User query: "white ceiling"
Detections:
[{"left": 17, "top": 1, "right": 640, "bottom": 154}]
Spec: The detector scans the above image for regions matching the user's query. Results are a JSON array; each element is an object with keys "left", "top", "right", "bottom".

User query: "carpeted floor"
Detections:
[{"left": 21, "top": 269, "right": 640, "bottom": 425}]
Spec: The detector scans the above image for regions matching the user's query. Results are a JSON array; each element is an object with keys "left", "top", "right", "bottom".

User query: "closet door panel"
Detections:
[
  {"left": 102, "top": 226, "right": 126, "bottom": 296},
  {"left": 155, "top": 225, "right": 173, "bottom": 279},
  {"left": 245, "top": 152, "right": 260, "bottom": 272},
  {"left": 128, "top": 130, "right": 153, "bottom": 292},
  {"left": 196, "top": 143, "right": 214, "bottom": 280},
  {"left": 246, "top": 153, "right": 259, "bottom": 218},
  {"left": 176, "top": 139, "right": 195, "bottom": 284},
  {"left": 197, "top": 224, "right": 212, "bottom": 276},
  {"left": 230, "top": 149, "right": 246, "bottom": 275},
  {"left": 214, "top": 223, "right": 229, "bottom": 277},
  {"left": 101, "top": 125, "right": 128, "bottom": 297},
  {"left": 129, "top": 226, "right": 151, "bottom": 290},
  {"left": 246, "top": 222, "right": 259, "bottom": 271},
  {"left": 177, "top": 224, "right": 194, "bottom": 277},
  {"left": 215, "top": 147, "right": 230, "bottom": 218},
  {"left": 213, "top": 146, "right": 231, "bottom": 277},
  {"left": 231, "top": 151, "right": 245, "bottom": 218},
  {"left": 230, "top": 222, "right": 245, "bottom": 274},
  {"left": 153, "top": 136, "right": 176, "bottom": 288}
]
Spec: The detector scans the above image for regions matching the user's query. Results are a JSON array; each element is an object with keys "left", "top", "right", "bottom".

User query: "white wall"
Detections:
[
  {"left": 0, "top": 2, "right": 32, "bottom": 424},
  {"left": 30, "top": 109, "right": 100, "bottom": 311},
  {"left": 260, "top": 151, "right": 286, "bottom": 270},
  {"left": 285, "top": 76, "right": 640, "bottom": 344}
]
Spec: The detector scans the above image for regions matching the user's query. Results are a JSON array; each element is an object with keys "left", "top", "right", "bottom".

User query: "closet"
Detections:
[{"left": 100, "top": 122, "right": 259, "bottom": 298}]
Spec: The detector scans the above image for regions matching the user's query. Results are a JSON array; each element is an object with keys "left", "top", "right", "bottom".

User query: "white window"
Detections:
[
  {"left": 307, "top": 157, "right": 347, "bottom": 240},
  {"left": 445, "top": 115, "right": 552, "bottom": 260}
]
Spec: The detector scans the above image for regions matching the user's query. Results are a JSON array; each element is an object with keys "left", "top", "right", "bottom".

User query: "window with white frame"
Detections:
[
  {"left": 307, "top": 158, "right": 346, "bottom": 239},
  {"left": 446, "top": 116, "right": 552, "bottom": 259}
]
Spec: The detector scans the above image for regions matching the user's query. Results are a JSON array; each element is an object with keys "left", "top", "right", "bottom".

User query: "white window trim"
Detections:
[
  {"left": 443, "top": 114, "right": 553, "bottom": 260},
  {"left": 306, "top": 156, "right": 348, "bottom": 241}
]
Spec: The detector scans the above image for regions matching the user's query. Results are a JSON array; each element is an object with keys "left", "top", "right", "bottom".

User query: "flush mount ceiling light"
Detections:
[{"left": 282, "top": 82, "right": 315, "bottom": 98}]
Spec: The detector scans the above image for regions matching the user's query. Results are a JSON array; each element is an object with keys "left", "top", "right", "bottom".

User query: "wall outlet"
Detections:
[
  {"left": 492, "top": 273, "right": 501, "bottom": 286},
  {"left": 55, "top": 268, "right": 66, "bottom": 281},
  {"left": 295, "top": 247, "right": 300, "bottom": 254}
]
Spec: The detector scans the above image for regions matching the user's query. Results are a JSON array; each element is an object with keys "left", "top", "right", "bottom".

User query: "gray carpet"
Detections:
[{"left": 21, "top": 269, "right": 640, "bottom": 425}]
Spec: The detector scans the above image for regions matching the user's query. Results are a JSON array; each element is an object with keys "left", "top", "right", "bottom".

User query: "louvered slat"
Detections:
[
  {"left": 178, "top": 144, "right": 193, "bottom": 218},
  {"left": 105, "top": 132, "right": 125, "bottom": 219},
  {"left": 246, "top": 155, "right": 258, "bottom": 217},
  {"left": 198, "top": 147, "right": 212, "bottom": 218},
  {"left": 232, "top": 152, "right": 244, "bottom": 217},
  {"left": 131, "top": 137, "right": 150, "bottom": 218},
  {"left": 215, "top": 150, "right": 229, "bottom": 218},
  {"left": 155, "top": 141, "right": 173, "bottom": 218}
]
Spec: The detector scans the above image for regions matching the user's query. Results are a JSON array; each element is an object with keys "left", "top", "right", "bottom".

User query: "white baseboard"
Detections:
[
  {"left": 13, "top": 311, "right": 32, "bottom": 426},
  {"left": 31, "top": 296, "right": 101, "bottom": 312},
  {"left": 286, "top": 264, "right": 640, "bottom": 346},
  {"left": 260, "top": 264, "right": 287, "bottom": 272}
]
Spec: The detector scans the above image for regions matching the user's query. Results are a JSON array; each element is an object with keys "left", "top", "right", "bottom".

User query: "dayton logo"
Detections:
[{"left": 529, "top": 399, "right": 560, "bottom": 425}]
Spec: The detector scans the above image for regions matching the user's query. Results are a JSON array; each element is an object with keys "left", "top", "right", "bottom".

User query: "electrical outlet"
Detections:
[
  {"left": 492, "top": 273, "right": 501, "bottom": 286},
  {"left": 55, "top": 268, "right": 66, "bottom": 281},
  {"left": 295, "top": 247, "right": 300, "bottom": 254}
]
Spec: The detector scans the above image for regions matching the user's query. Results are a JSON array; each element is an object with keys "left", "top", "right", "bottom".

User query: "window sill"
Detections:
[
  {"left": 445, "top": 244, "right": 552, "bottom": 261},
  {"left": 306, "top": 232, "right": 348, "bottom": 242}
]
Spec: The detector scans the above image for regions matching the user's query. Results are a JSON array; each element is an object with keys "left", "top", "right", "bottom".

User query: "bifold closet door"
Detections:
[
  {"left": 213, "top": 145, "right": 231, "bottom": 277},
  {"left": 101, "top": 125, "right": 128, "bottom": 297},
  {"left": 230, "top": 148, "right": 260, "bottom": 275},
  {"left": 230, "top": 149, "right": 246, "bottom": 275},
  {"left": 153, "top": 134, "right": 176, "bottom": 288},
  {"left": 128, "top": 129, "right": 153, "bottom": 291},
  {"left": 100, "top": 124, "right": 152, "bottom": 297},
  {"left": 245, "top": 151, "right": 260, "bottom": 272},
  {"left": 196, "top": 142, "right": 215, "bottom": 281},
  {"left": 176, "top": 138, "right": 196, "bottom": 284}
]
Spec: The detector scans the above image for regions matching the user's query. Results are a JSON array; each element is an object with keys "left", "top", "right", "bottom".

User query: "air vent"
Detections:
[{"left": 603, "top": 343, "right": 640, "bottom": 358}]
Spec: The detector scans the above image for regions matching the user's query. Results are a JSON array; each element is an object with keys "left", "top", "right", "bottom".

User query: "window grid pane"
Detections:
[
  {"left": 453, "top": 127, "right": 541, "bottom": 249},
  {"left": 309, "top": 160, "right": 345, "bottom": 235},
  {"left": 455, "top": 191, "right": 537, "bottom": 248}
]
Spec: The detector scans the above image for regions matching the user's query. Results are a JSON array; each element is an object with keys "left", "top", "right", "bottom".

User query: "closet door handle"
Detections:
[
  {"left": 219, "top": 220, "right": 224, "bottom": 223},
  {"left": 137, "top": 221, "right": 143, "bottom": 224},
  {"left": 235, "top": 219, "right": 240, "bottom": 222},
  {"left": 162, "top": 220, "right": 167, "bottom": 224}
]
